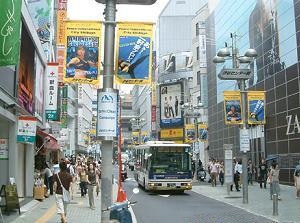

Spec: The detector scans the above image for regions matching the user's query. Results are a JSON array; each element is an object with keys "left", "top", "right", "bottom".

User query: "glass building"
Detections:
[{"left": 206, "top": 0, "right": 300, "bottom": 184}]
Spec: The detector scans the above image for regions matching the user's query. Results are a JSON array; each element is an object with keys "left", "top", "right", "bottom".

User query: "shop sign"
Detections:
[
  {"left": 286, "top": 115, "right": 300, "bottom": 135},
  {"left": 160, "top": 128, "right": 184, "bottom": 139},
  {"left": 218, "top": 68, "right": 252, "bottom": 80},
  {"left": 240, "top": 128, "right": 250, "bottom": 152},
  {"left": 45, "top": 63, "right": 59, "bottom": 120},
  {"left": 0, "top": 139, "right": 8, "bottom": 160},
  {"left": 17, "top": 116, "right": 37, "bottom": 144}
]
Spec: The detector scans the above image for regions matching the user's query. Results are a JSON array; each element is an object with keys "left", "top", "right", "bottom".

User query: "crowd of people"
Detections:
[
  {"left": 199, "top": 157, "right": 300, "bottom": 201},
  {"left": 41, "top": 155, "right": 101, "bottom": 223}
]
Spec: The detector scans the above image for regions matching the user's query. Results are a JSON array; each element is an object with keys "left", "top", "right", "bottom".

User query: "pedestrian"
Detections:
[
  {"left": 87, "top": 163, "right": 99, "bottom": 209},
  {"left": 294, "top": 160, "right": 300, "bottom": 198},
  {"left": 210, "top": 160, "right": 219, "bottom": 187},
  {"left": 95, "top": 162, "right": 101, "bottom": 198},
  {"left": 42, "top": 163, "right": 53, "bottom": 195},
  {"left": 53, "top": 161, "right": 73, "bottom": 223},
  {"left": 219, "top": 160, "right": 224, "bottom": 186},
  {"left": 269, "top": 162, "right": 281, "bottom": 200},
  {"left": 231, "top": 159, "right": 242, "bottom": 191},
  {"left": 79, "top": 165, "right": 88, "bottom": 197},
  {"left": 258, "top": 158, "right": 268, "bottom": 189},
  {"left": 247, "top": 159, "right": 255, "bottom": 185}
]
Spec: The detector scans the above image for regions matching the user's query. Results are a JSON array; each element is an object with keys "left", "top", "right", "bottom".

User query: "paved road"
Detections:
[{"left": 121, "top": 168, "right": 276, "bottom": 223}]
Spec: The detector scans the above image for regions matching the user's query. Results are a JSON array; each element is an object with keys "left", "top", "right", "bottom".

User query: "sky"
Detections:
[{"left": 68, "top": 0, "right": 169, "bottom": 22}]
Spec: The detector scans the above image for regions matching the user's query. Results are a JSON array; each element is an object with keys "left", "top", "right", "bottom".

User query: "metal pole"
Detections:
[
  {"left": 101, "top": 0, "right": 116, "bottom": 221},
  {"left": 240, "top": 79, "right": 248, "bottom": 204},
  {"left": 194, "top": 142, "right": 198, "bottom": 181},
  {"left": 272, "top": 194, "right": 278, "bottom": 216}
]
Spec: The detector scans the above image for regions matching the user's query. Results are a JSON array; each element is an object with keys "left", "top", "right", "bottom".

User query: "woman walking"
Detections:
[
  {"left": 87, "top": 163, "right": 99, "bottom": 209},
  {"left": 269, "top": 162, "right": 281, "bottom": 200},
  {"left": 79, "top": 165, "right": 88, "bottom": 197},
  {"left": 53, "top": 161, "right": 73, "bottom": 223}
]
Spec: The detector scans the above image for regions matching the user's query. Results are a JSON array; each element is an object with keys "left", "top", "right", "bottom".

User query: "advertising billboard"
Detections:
[
  {"left": 198, "top": 123, "right": 208, "bottom": 142},
  {"left": 185, "top": 124, "right": 196, "bottom": 143},
  {"left": 18, "top": 28, "right": 35, "bottom": 114},
  {"left": 223, "top": 91, "right": 243, "bottom": 125},
  {"left": 64, "top": 21, "right": 102, "bottom": 85},
  {"left": 248, "top": 91, "right": 266, "bottom": 125},
  {"left": 34, "top": 54, "right": 45, "bottom": 121},
  {"left": 115, "top": 22, "right": 153, "bottom": 85},
  {"left": 160, "top": 82, "right": 184, "bottom": 127}
]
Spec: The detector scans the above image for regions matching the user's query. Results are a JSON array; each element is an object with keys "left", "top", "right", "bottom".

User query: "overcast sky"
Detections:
[{"left": 67, "top": 0, "right": 169, "bottom": 22}]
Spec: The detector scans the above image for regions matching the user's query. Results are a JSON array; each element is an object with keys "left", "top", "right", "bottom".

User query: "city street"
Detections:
[{"left": 122, "top": 168, "right": 276, "bottom": 223}]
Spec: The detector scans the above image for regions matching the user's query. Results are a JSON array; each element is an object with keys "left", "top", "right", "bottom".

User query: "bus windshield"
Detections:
[{"left": 150, "top": 147, "right": 190, "bottom": 174}]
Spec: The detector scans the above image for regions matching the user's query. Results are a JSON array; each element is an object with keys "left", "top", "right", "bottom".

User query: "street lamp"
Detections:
[
  {"left": 181, "top": 101, "right": 203, "bottom": 181},
  {"left": 213, "top": 32, "right": 257, "bottom": 204},
  {"left": 130, "top": 117, "right": 146, "bottom": 144}
]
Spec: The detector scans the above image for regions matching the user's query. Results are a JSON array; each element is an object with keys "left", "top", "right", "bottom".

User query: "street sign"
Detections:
[
  {"left": 95, "top": 0, "right": 157, "bottom": 4},
  {"left": 240, "top": 128, "right": 250, "bottom": 152},
  {"left": 218, "top": 68, "right": 252, "bottom": 80},
  {"left": 223, "top": 144, "right": 233, "bottom": 151},
  {"left": 224, "top": 149, "right": 232, "bottom": 160}
]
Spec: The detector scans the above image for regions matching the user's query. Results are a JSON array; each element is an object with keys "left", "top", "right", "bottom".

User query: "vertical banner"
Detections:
[
  {"left": 248, "top": 91, "right": 266, "bottom": 125},
  {"left": 115, "top": 22, "right": 153, "bottom": 85},
  {"left": 17, "top": 116, "right": 37, "bottom": 144},
  {"left": 0, "top": 0, "right": 22, "bottom": 66},
  {"left": 57, "top": 0, "right": 68, "bottom": 45},
  {"left": 132, "top": 131, "right": 139, "bottom": 145},
  {"left": 185, "top": 124, "right": 196, "bottom": 143},
  {"left": 34, "top": 54, "right": 45, "bottom": 121},
  {"left": 198, "top": 123, "right": 208, "bottom": 142},
  {"left": 223, "top": 91, "right": 243, "bottom": 125},
  {"left": 45, "top": 63, "right": 59, "bottom": 120},
  {"left": 26, "top": 0, "right": 53, "bottom": 59},
  {"left": 57, "top": 46, "right": 65, "bottom": 83},
  {"left": 64, "top": 21, "right": 101, "bottom": 85},
  {"left": 160, "top": 82, "right": 183, "bottom": 127},
  {"left": 60, "top": 85, "right": 68, "bottom": 128},
  {"left": 0, "top": 139, "right": 8, "bottom": 160}
]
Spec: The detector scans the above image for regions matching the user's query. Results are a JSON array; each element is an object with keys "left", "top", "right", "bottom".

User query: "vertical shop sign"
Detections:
[
  {"left": 0, "top": 139, "right": 8, "bottom": 160},
  {"left": 17, "top": 116, "right": 37, "bottom": 144},
  {"left": 45, "top": 63, "right": 59, "bottom": 120},
  {"left": 0, "top": 0, "right": 22, "bottom": 66}
]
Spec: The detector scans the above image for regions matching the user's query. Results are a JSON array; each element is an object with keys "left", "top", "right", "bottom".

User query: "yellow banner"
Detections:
[
  {"left": 151, "top": 82, "right": 157, "bottom": 105},
  {"left": 160, "top": 128, "right": 184, "bottom": 139},
  {"left": 132, "top": 131, "right": 139, "bottom": 144},
  {"left": 57, "top": 10, "right": 67, "bottom": 45},
  {"left": 223, "top": 91, "right": 243, "bottom": 125},
  {"left": 198, "top": 123, "right": 208, "bottom": 142},
  {"left": 115, "top": 22, "right": 153, "bottom": 85},
  {"left": 248, "top": 91, "right": 266, "bottom": 125},
  {"left": 185, "top": 124, "right": 196, "bottom": 143},
  {"left": 64, "top": 21, "right": 102, "bottom": 85}
]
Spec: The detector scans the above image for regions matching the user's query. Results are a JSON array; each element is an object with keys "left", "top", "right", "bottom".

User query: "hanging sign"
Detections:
[
  {"left": 198, "top": 123, "right": 208, "bottom": 142},
  {"left": 45, "top": 63, "right": 59, "bottom": 120},
  {"left": 240, "top": 128, "right": 250, "bottom": 152},
  {"left": 115, "top": 22, "right": 153, "bottom": 85},
  {"left": 185, "top": 124, "right": 196, "bottom": 143},
  {"left": 17, "top": 116, "right": 37, "bottom": 144}
]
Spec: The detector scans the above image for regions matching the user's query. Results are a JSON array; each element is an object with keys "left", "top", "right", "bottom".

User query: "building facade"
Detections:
[{"left": 206, "top": 0, "right": 300, "bottom": 184}]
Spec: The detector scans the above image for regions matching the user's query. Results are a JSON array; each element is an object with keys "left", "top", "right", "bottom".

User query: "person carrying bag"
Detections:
[{"left": 53, "top": 161, "right": 73, "bottom": 223}]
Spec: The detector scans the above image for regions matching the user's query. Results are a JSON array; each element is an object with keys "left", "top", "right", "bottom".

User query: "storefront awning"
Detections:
[{"left": 36, "top": 130, "right": 60, "bottom": 151}]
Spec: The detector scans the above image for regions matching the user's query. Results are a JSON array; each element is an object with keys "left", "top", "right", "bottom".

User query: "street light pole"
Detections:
[{"left": 213, "top": 32, "right": 257, "bottom": 204}]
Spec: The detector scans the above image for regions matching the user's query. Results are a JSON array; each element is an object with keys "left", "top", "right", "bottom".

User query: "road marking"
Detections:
[
  {"left": 35, "top": 204, "right": 56, "bottom": 223},
  {"left": 159, "top": 195, "right": 170, "bottom": 198}
]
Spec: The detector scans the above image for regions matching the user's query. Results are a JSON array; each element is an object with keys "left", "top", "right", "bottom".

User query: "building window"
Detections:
[
  {"left": 196, "top": 46, "right": 199, "bottom": 60},
  {"left": 196, "top": 23, "right": 199, "bottom": 36},
  {"left": 197, "top": 71, "right": 200, "bottom": 85}
]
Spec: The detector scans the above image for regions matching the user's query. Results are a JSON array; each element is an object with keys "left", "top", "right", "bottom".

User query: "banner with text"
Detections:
[
  {"left": 248, "top": 91, "right": 266, "bottom": 125},
  {"left": 198, "top": 123, "right": 208, "bottom": 142},
  {"left": 185, "top": 124, "right": 196, "bottom": 143},
  {"left": 223, "top": 91, "right": 243, "bottom": 125},
  {"left": 0, "top": 139, "right": 8, "bottom": 160},
  {"left": 45, "top": 63, "right": 59, "bottom": 120},
  {"left": 160, "top": 128, "right": 184, "bottom": 139},
  {"left": 64, "top": 21, "right": 101, "bottom": 85},
  {"left": 115, "top": 22, "right": 153, "bottom": 85},
  {"left": 0, "top": 0, "right": 22, "bottom": 65},
  {"left": 34, "top": 54, "right": 45, "bottom": 121},
  {"left": 17, "top": 116, "right": 37, "bottom": 144}
]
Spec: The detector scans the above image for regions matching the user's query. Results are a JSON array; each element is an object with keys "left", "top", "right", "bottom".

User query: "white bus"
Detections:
[{"left": 134, "top": 141, "right": 192, "bottom": 192}]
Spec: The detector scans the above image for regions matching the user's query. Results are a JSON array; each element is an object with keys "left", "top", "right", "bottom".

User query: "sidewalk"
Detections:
[
  {"left": 192, "top": 181, "right": 300, "bottom": 223},
  {"left": 3, "top": 184, "right": 106, "bottom": 223}
]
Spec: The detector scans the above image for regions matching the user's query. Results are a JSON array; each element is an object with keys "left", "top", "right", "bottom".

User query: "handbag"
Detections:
[
  {"left": 57, "top": 173, "right": 71, "bottom": 203},
  {"left": 267, "top": 176, "right": 271, "bottom": 184}
]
